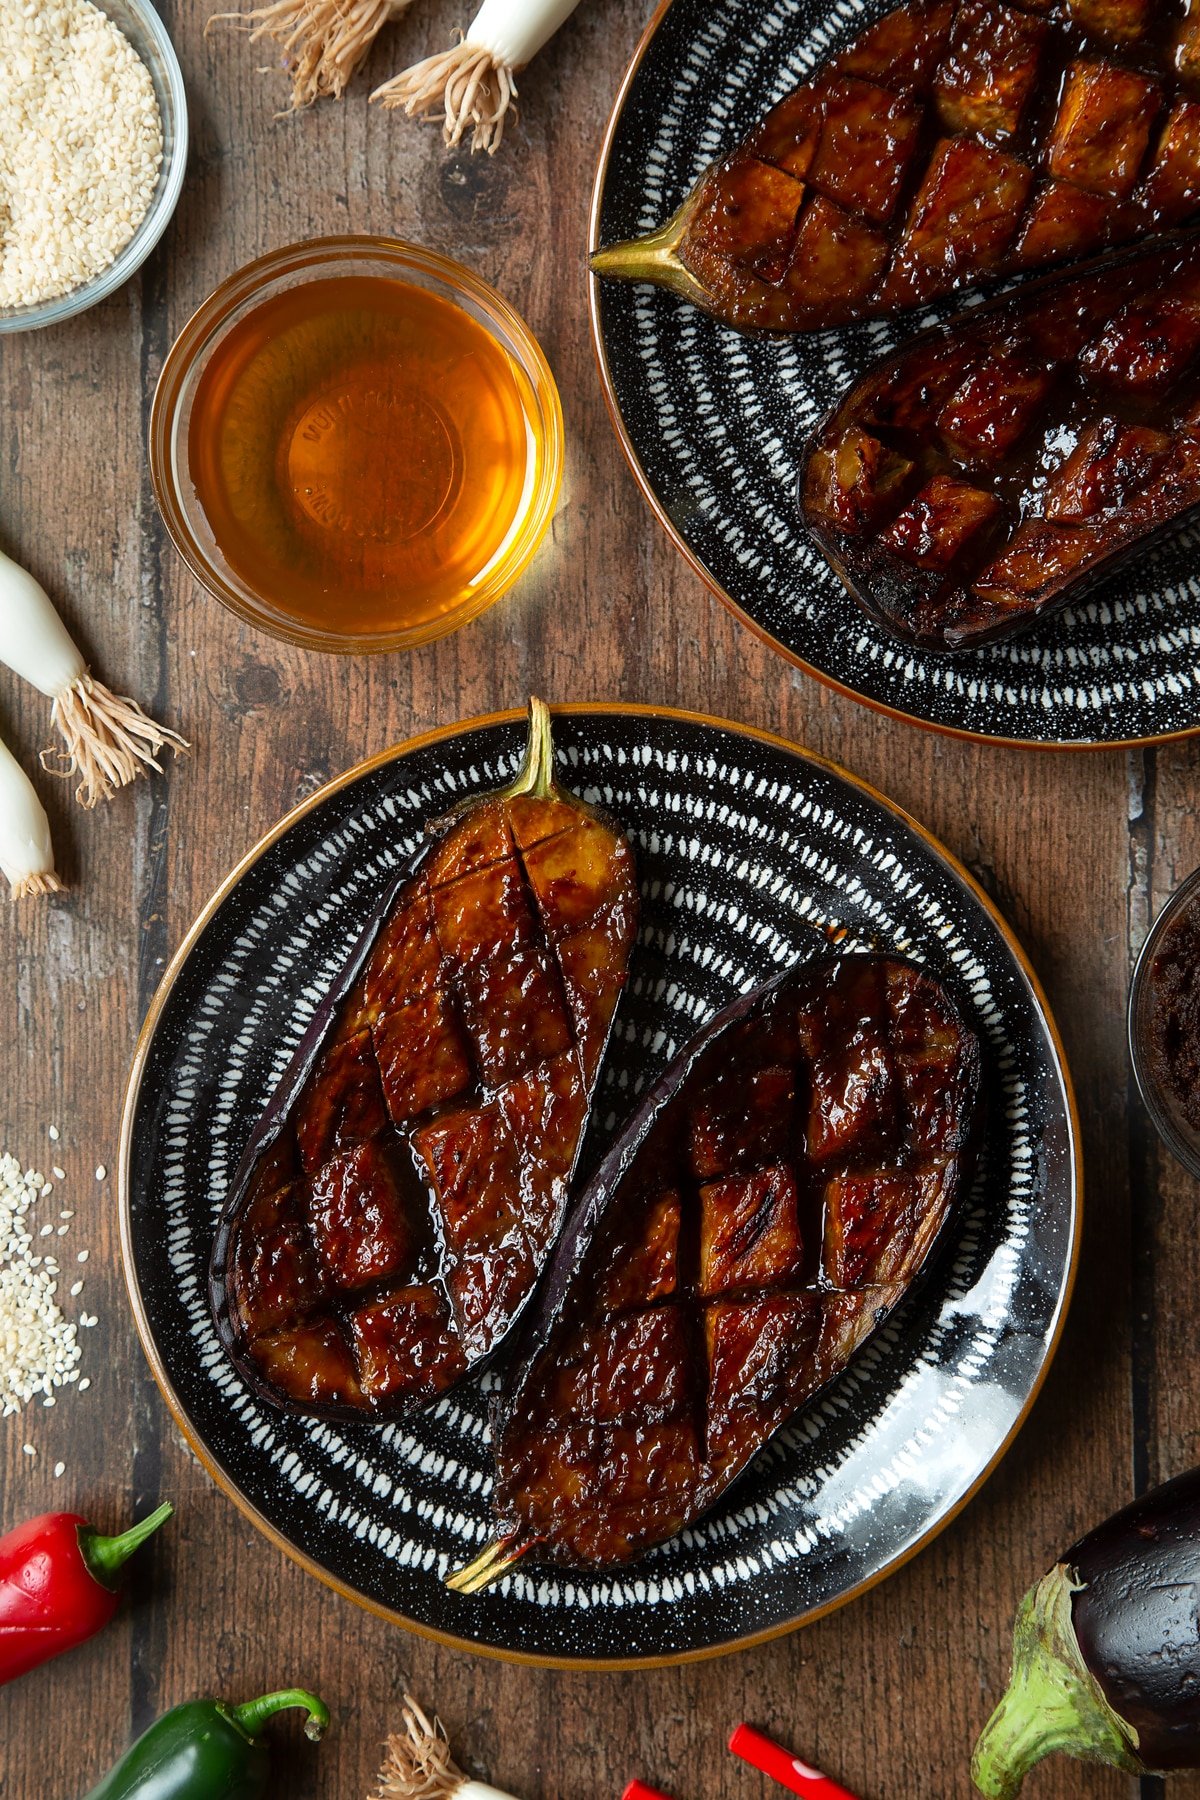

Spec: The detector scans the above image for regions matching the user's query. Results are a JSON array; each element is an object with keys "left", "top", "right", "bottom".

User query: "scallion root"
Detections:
[
  {"left": 372, "top": 36, "right": 517, "bottom": 154},
  {"left": 43, "top": 674, "right": 189, "bottom": 811},
  {"left": 206, "top": 0, "right": 412, "bottom": 109},
  {"left": 10, "top": 868, "right": 65, "bottom": 900},
  {"left": 374, "top": 1696, "right": 465, "bottom": 1799}
]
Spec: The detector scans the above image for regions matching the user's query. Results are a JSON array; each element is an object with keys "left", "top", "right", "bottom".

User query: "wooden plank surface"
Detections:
[{"left": 1, "top": 2, "right": 1196, "bottom": 1796}]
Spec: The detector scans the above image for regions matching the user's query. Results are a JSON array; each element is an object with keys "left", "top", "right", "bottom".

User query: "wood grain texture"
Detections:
[{"left": 0, "top": 3, "right": 1195, "bottom": 1797}]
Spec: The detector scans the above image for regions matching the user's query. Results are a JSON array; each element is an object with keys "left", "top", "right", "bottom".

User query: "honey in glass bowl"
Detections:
[{"left": 151, "top": 240, "right": 563, "bottom": 653}]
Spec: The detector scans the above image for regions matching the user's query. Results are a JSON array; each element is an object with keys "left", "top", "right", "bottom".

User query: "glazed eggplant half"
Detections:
[
  {"left": 449, "top": 953, "right": 982, "bottom": 1587},
  {"left": 209, "top": 701, "right": 639, "bottom": 1420},
  {"left": 802, "top": 234, "right": 1200, "bottom": 650},
  {"left": 592, "top": 0, "right": 1200, "bottom": 333}
]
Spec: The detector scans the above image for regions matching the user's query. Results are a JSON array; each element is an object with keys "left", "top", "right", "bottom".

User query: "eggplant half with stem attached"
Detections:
[
  {"left": 973, "top": 1466, "right": 1200, "bottom": 1794},
  {"left": 449, "top": 952, "right": 982, "bottom": 1589},
  {"left": 209, "top": 700, "right": 639, "bottom": 1420},
  {"left": 592, "top": 0, "right": 1200, "bottom": 334}
]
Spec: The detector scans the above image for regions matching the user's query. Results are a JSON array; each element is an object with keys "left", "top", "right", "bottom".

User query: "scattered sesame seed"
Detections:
[
  {"left": 39, "top": 1223, "right": 53, "bottom": 1237},
  {"left": 53, "top": 1461, "right": 65, "bottom": 1478},
  {"left": 80, "top": 1314, "right": 97, "bottom": 1328},
  {"left": 1, "top": 1153, "right": 84, "bottom": 1415},
  {"left": 60, "top": 1210, "right": 73, "bottom": 1219},
  {"left": 40, "top": 1183, "right": 52, "bottom": 1198},
  {"left": 51, "top": 1167, "right": 65, "bottom": 1181},
  {"left": 69, "top": 1281, "right": 83, "bottom": 1296},
  {"left": 78, "top": 1378, "right": 90, "bottom": 1391},
  {"left": 57, "top": 1225, "right": 69, "bottom": 1236},
  {"left": 22, "top": 1444, "right": 35, "bottom": 1457},
  {"left": 48, "top": 1126, "right": 59, "bottom": 1142},
  {"left": 95, "top": 1165, "right": 107, "bottom": 1181},
  {"left": 76, "top": 1250, "right": 88, "bottom": 1262}
]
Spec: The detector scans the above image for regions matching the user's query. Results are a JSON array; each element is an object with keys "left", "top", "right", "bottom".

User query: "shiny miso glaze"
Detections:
[
  {"left": 187, "top": 276, "right": 535, "bottom": 639},
  {"left": 491, "top": 955, "right": 982, "bottom": 1568},
  {"left": 217, "top": 779, "right": 639, "bottom": 1418},
  {"left": 803, "top": 237, "right": 1200, "bottom": 649}
]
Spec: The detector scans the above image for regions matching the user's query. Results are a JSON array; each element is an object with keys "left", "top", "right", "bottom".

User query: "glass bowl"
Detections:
[
  {"left": 1129, "top": 864, "right": 1200, "bottom": 1179},
  {"left": 149, "top": 237, "right": 565, "bottom": 655},
  {"left": 0, "top": 0, "right": 188, "bottom": 333}
]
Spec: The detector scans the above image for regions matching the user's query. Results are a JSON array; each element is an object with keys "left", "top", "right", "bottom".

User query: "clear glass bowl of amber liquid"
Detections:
[{"left": 150, "top": 238, "right": 564, "bottom": 653}]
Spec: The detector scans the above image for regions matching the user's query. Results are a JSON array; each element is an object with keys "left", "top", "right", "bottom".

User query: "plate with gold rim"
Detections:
[{"left": 120, "top": 704, "right": 1078, "bottom": 1665}]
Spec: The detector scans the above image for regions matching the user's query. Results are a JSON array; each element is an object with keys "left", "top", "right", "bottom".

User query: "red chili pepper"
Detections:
[
  {"left": 0, "top": 1500, "right": 172, "bottom": 1685},
  {"left": 729, "top": 1725, "right": 862, "bottom": 1800}
]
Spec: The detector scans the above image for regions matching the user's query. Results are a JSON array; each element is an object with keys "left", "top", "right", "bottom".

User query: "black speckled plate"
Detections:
[
  {"left": 590, "top": 0, "right": 1200, "bottom": 749},
  {"left": 120, "top": 706, "right": 1079, "bottom": 1666}
]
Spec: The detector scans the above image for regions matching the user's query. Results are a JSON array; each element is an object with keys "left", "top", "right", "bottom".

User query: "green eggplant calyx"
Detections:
[
  {"left": 504, "top": 697, "right": 558, "bottom": 803},
  {"left": 228, "top": 1689, "right": 330, "bottom": 1744},
  {"left": 971, "top": 1563, "right": 1144, "bottom": 1798},
  {"left": 78, "top": 1501, "right": 174, "bottom": 1590}
]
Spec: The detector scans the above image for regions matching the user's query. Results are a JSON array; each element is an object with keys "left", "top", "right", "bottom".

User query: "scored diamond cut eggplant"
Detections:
[
  {"left": 209, "top": 700, "right": 639, "bottom": 1419},
  {"left": 592, "top": 0, "right": 1200, "bottom": 332}
]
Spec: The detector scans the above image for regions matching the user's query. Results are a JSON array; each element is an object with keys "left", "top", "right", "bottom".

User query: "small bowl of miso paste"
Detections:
[{"left": 150, "top": 238, "right": 564, "bottom": 652}]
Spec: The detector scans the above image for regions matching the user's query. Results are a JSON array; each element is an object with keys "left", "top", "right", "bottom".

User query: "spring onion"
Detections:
[
  {"left": 372, "top": 0, "right": 584, "bottom": 153},
  {"left": 374, "top": 1694, "right": 521, "bottom": 1800},
  {"left": 0, "top": 732, "right": 63, "bottom": 900},
  {"left": 0, "top": 546, "right": 187, "bottom": 811},
  {"left": 206, "top": 0, "right": 415, "bottom": 111}
]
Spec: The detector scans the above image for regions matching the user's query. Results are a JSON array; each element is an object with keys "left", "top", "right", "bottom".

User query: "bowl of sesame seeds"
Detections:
[{"left": 0, "top": 0, "right": 187, "bottom": 333}]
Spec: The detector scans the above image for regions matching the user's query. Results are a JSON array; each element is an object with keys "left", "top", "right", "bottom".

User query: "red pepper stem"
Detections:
[
  {"left": 79, "top": 1501, "right": 174, "bottom": 1589},
  {"left": 231, "top": 1689, "right": 330, "bottom": 1743}
]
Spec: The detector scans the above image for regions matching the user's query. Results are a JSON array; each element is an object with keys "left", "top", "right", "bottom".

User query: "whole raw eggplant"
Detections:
[
  {"left": 591, "top": 0, "right": 1200, "bottom": 334},
  {"left": 449, "top": 951, "right": 982, "bottom": 1590},
  {"left": 208, "top": 700, "right": 639, "bottom": 1421},
  {"left": 972, "top": 1466, "right": 1200, "bottom": 1794}
]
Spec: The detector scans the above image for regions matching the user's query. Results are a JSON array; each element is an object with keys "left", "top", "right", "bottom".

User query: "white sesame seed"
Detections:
[
  {"left": 60, "top": 1211, "right": 73, "bottom": 1220},
  {"left": 76, "top": 1250, "right": 88, "bottom": 1262},
  {"left": 69, "top": 1281, "right": 83, "bottom": 1296},
  {"left": 1, "top": 1153, "right": 84, "bottom": 1413},
  {"left": 78, "top": 1378, "right": 90, "bottom": 1391},
  {"left": 40, "top": 1183, "right": 52, "bottom": 1198},
  {"left": 22, "top": 1444, "right": 35, "bottom": 1456},
  {"left": 51, "top": 1167, "right": 65, "bottom": 1181},
  {"left": 53, "top": 1461, "right": 65, "bottom": 1478},
  {"left": 48, "top": 1127, "right": 59, "bottom": 1142},
  {"left": 39, "top": 1223, "right": 53, "bottom": 1237},
  {"left": 0, "top": 2, "right": 163, "bottom": 310},
  {"left": 95, "top": 1165, "right": 107, "bottom": 1181}
]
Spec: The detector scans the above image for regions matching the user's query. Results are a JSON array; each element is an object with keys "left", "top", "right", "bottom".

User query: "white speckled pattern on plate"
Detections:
[
  {"left": 589, "top": 0, "right": 1200, "bottom": 748},
  {"left": 120, "top": 708, "right": 1079, "bottom": 1664}
]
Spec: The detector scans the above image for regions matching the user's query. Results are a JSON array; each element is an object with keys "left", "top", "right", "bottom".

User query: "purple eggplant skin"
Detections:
[
  {"left": 1070, "top": 1467, "right": 1200, "bottom": 1771},
  {"left": 972, "top": 1467, "right": 1200, "bottom": 1796}
]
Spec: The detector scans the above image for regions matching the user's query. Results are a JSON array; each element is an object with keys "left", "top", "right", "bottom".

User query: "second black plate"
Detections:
[{"left": 590, "top": 0, "right": 1200, "bottom": 748}]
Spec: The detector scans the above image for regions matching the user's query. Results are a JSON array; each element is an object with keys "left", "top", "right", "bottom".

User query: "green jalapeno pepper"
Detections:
[{"left": 81, "top": 1687, "right": 329, "bottom": 1799}]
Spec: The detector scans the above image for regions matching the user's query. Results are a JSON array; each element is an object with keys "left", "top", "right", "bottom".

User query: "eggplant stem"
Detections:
[
  {"left": 971, "top": 1563, "right": 1144, "bottom": 1797},
  {"left": 445, "top": 1535, "right": 529, "bottom": 1594},
  {"left": 502, "top": 697, "right": 557, "bottom": 804},
  {"left": 589, "top": 191, "right": 710, "bottom": 312}
]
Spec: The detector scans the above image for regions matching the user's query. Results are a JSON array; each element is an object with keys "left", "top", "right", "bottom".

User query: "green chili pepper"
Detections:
[{"left": 81, "top": 1688, "right": 329, "bottom": 1800}]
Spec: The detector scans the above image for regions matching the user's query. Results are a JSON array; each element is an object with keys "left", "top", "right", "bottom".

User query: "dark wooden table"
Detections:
[{"left": 2, "top": 3, "right": 1198, "bottom": 1796}]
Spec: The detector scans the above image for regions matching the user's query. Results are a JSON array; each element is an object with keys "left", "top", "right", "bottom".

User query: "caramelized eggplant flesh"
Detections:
[
  {"left": 453, "top": 954, "right": 981, "bottom": 1580},
  {"left": 209, "top": 703, "right": 639, "bottom": 1419},
  {"left": 592, "top": 0, "right": 1200, "bottom": 332},
  {"left": 802, "top": 237, "right": 1200, "bottom": 649}
]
